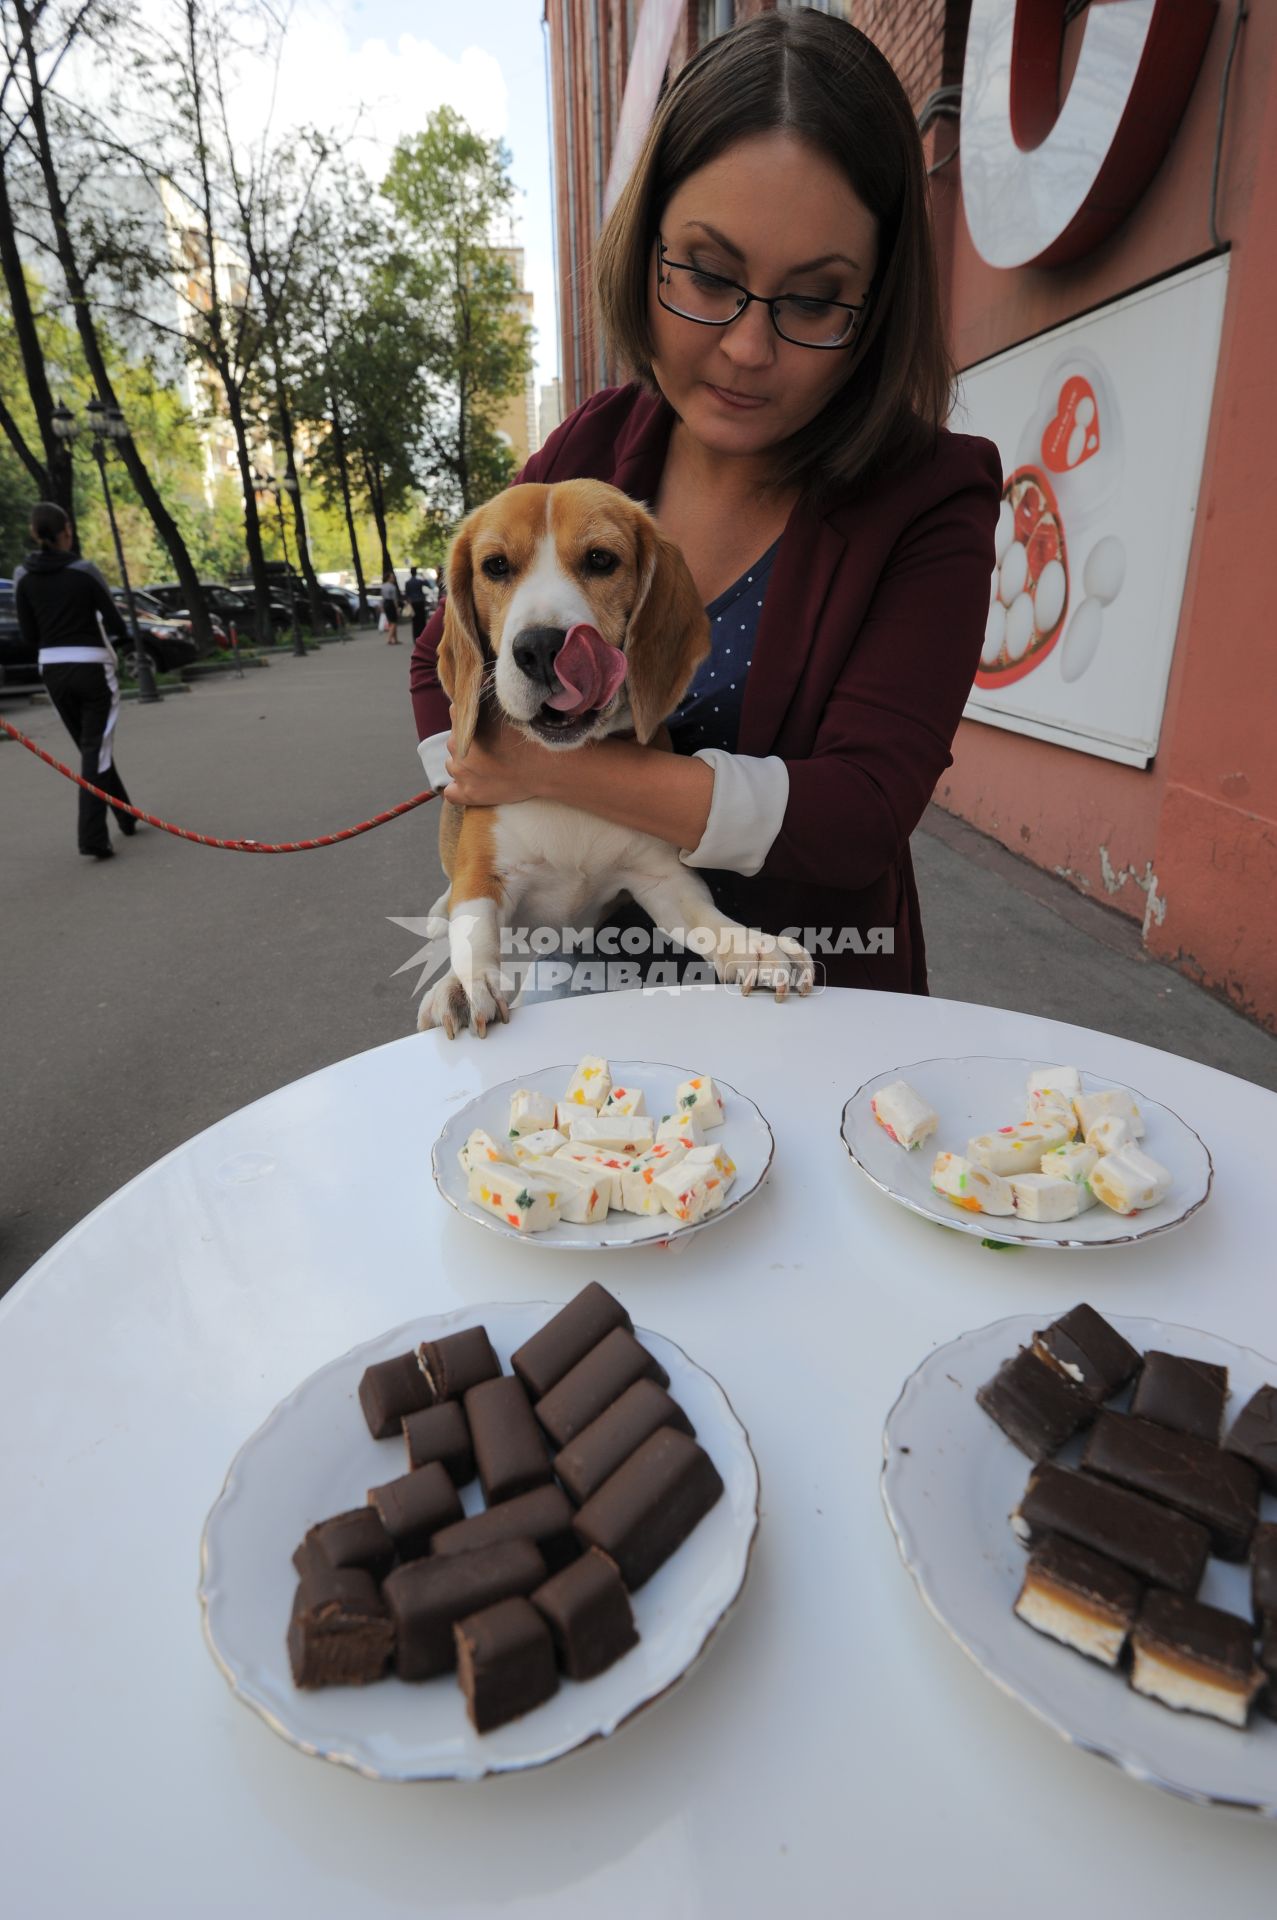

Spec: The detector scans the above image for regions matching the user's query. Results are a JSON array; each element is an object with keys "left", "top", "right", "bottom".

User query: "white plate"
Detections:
[
  {"left": 882, "top": 1312, "right": 1277, "bottom": 1815},
  {"left": 433, "top": 1061, "right": 774, "bottom": 1250},
  {"left": 199, "top": 1300, "right": 760, "bottom": 1781},
  {"left": 842, "top": 1056, "right": 1212, "bottom": 1249}
]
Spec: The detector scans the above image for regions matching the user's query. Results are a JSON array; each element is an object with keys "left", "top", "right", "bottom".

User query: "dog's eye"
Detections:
[
  {"left": 585, "top": 549, "right": 618, "bottom": 574},
  {"left": 480, "top": 555, "right": 510, "bottom": 580}
]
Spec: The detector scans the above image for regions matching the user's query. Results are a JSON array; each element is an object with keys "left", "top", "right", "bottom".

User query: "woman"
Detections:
[
  {"left": 15, "top": 502, "right": 135, "bottom": 861},
  {"left": 410, "top": 11, "right": 1001, "bottom": 994},
  {"left": 381, "top": 567, "right": 402, "bottom": 644}
]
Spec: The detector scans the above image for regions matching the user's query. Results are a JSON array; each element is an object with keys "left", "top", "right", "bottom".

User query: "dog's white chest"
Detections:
[{"left": 492, "top": 801, "right": 670, "bottom": 922}]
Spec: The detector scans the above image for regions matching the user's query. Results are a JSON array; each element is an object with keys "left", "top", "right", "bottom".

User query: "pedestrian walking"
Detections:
[
  {"left": 14, "top": 502, "right": 136, "bottom": 861},
  {"left": 380, "top": 567, "right": 402, "bottom": 644},
  {"left": 402, "top": 566, "right": 428, "bottom": 643}
]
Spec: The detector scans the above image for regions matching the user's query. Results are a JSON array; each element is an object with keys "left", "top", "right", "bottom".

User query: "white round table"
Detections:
[{"left": 4, "top": 986, "right": 1275, "bottom": 1917}]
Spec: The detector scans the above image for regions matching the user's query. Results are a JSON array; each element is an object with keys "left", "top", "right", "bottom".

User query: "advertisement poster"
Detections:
[{"left": 952, "top": 255, "right": 1228, "bottom": 768}]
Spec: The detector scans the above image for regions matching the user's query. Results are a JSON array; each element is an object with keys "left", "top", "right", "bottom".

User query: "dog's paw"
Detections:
[
  {"left": 714, "top": 928, "right": 815, "bottom": 1001},
  {"left": 416, "top": 969, "right": 512, "bottom": 1039}
]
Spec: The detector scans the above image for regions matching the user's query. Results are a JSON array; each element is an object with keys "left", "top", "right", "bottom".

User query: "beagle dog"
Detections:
[{"left": 418, "top": 478, "right": 813, "bottom": 1037}]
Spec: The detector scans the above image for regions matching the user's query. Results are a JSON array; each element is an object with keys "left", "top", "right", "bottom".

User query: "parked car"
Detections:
[
  {"left": 107, "top": 592, "right": 203, "bottom": 677},
  {"left": 0, "top": 582, "right": 198, "bottom": 685},
  {"left": 143, "top": 581, "right": 289, "bottom": 636},
  {"left": 111, "top": 587, "right": 228, "bottom": 651},
  {"left": 0, "top": 583, "right": 38, "bottom": 689}
]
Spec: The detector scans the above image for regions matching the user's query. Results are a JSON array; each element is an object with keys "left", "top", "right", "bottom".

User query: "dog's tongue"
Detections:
[{"left": 544, "top": 623, "right": 627, "bottom": 715}]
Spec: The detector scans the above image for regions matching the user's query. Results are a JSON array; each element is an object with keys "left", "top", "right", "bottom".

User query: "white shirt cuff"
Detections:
[
  {"left": 418, "top": 730, "right": 451, "bottom": 789},
  {"left": 678, "top": 749, "right": 789, "bottom": 878}
]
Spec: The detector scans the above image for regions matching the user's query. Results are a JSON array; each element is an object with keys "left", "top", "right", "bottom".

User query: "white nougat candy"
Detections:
[
  {"left": 522, "top": 1155, "right": 610, "bottom": 1224},
  {"left": 967, "top": 1118, "right": 1072, "bottom": 1176},
  {"left": 673, "top": 1074, "right": 725, "bottom": 1130},
  {"left": 561, "top": 1054, "right": 611, "bottom": 1112},
  {"left": 1041, "top": 1142, "right": 1100, "bottom": 1207},
  {"left": 1074, "top": 1087, "right": 1144, "bottom": 1141},
  {"left": 601, "top": 1082, "right": 647, "bottom": 1118},
  {"left": 569, "top": 1112, "right": 655, "bottom": 1154},
  {"left": 657, "top": 1109, "right": 706, "bottom": 1150},
  {"left": 620, "top": 1141, "right": 689, "bottom": 1215},
  {"left": 1022, "top": 1094, "right": 1079, "bottom": 1138},
  {"left": 552, "top": 1145, "right": 632, "bottom": 1208},
  {"left": 508, "top": 1088, "right": 556, "bottom": 1138},
  {"left": 1026, "top": 1066, "right": 1081, "bottom": 1117},
  {"left": 1088, "top": 1115, "right": 1133, "bottom": 1155},
  {"left": 1009, "top": 1172, "right": 1086, "bottom": 1223},
  {"left": 870, "top": 1079, "right": 939, "bottom": 1151},
  {"left": 930, "top": 1152, "right": 1014, "bottom": 1216},
  {"left": 510, "top": 1127, "right": 568, "bottom": 1163},
  {"left": 651, "top": 1164, "right": 715, "bottom": 1225},
  {"left": 468, "top": 1165, "right": 560, "bottom": 1233},
  {"left": 457, "top": 1127, "right": 515, "bottom": 1175},
  {"left": 681, "top": 1142, "right": 737, "bottom": 1212},
  {"left": 1089, "top": 1145, "right": 1172, "bottom": 1215}
]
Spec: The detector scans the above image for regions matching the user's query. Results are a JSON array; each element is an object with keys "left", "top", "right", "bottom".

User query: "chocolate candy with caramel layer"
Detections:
[
  {"left": 367, "top": 1462, "right": 464, "bottom": 1559},
  {"left": 554, "top": 1378, "right": 695, "bottom": 1506},
  {"left": 510, "top": 1283, "right": 633, "bottom": 1400},
  {"left": 417, "top": 1325, "right": 500, "bottom": 1403},
  {"left": 403, "top": 1399, "right": 475, "bottom": 1487},
  {"left": 287, "top": 1567, "right": 394, "bottom": 1690},
  {"left": 384, "top": 1539, "right": 547, "bottom": 1681},
  {"left": 454, "top": 1598, "right": 559, "bottom": 1733},
  {"left": 533, "top": 1547, "right": 639, "bottom": 1680},
  {"left": 534, "top": 1327, "right": 670, "bottom": 1450},
  {"left": 464, "top": 1375, "right": 555, "bottom": 1505},
  {"left": 574, "top": 1427, "right": 723, "bottom": 1590},
  {"left": 1129, "top": 1589, "right": 1265, "bottom": 1728},
  {"left": 1030, "top": 1304, "right": 1141, "bottom": 1404},
  {"left": 1130, "top": 1351, "right": 1228, "bottom": 1443},
  {"left": 358, "top": 1350, "right": 434, "bottom": 1439},
  {"left": 1259, "top": 1613, "right": 1277, "bottom": 1722},
  {"left": 1251, "top": 1523, "right": 1277, "bottom": 1619},
  {"left": 1013, "top": 1533, "right": 1143, "bottom": 1669},
  {"left": 1014, "top": 1462, "right": 1211, "bottom": 1595},
  {"left": 976, "top": 1346, "right": 1094, "bottom": 1462},
  {"left": 1081, "top": 1411, "right": 1259, "bottom": 1561},
  {"left": 432, "top": 1484, "right": 578, "bottom": 1573},
  {"left": 292, "top": 1506, "right": 395, "bottom": 1582},
  {"left": 1224, "top": 1383, "right": 1277, "bottom": 1493}
]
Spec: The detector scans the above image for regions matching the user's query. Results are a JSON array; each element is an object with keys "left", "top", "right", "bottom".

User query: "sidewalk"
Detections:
[{"left": 3, "top": 641, "right": 1274, "bottom": 1295}]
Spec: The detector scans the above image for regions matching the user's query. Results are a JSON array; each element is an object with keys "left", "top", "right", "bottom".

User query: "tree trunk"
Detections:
[
  {"left": 224, "top": 382, "right": 275, "bottom": 645},
  {"left": 276, "top": 377, "right": 326, "bottom": 632},
  {"left": 362, "top": 452, "right": 392, "bottom": 579},
  {"left": 329, "top": 388, "right": 369, "bottom": 619},
  {"left": 0, "top": 150, "right": 74, "bottom": 531}
]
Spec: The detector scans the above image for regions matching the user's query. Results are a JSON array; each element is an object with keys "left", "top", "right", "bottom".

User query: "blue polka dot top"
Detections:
[{"left": 667, "top": 537, "right": 781, "bottom": 757}]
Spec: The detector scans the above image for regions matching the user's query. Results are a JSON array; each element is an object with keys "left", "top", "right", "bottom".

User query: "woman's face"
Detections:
[{"left": 648, "top": 130, "right": 878, "bottom": 469}]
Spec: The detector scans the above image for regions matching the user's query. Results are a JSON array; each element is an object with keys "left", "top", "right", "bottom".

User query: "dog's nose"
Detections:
[{"left": 512, "top": 626, "right": 566, "bottom": 692}]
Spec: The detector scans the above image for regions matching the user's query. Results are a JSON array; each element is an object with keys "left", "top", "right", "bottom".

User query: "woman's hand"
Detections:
[{"left": 441, "top": 709, "right": 553, "bottom": 808}]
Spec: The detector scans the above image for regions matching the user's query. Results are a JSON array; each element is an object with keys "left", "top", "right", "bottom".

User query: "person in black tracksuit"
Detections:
[{"left": 14, "top": 502, "right": 135, "bottom": 860}]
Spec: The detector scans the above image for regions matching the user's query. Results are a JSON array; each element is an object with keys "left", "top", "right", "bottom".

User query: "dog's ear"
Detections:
[
  {"left": 437, "top": 517, "right": 487, "bottom": 757},
  {"left": 623, "top": 517, "right": 710, "bottom": 745}
]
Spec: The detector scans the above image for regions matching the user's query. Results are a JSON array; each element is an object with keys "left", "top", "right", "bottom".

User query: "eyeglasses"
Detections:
[{"left": 655, "top": 237, "right": 867, "bottom": 350}]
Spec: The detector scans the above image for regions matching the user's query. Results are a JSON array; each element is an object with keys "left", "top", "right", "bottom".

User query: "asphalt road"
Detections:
[{"left": 3, "top": 630, "right": 1274, "bottom": 1294}]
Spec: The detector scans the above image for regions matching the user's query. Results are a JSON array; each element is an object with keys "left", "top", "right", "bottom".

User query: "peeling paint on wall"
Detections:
[
  {"left": 1053, "top": 866, "right": 1092, "bottom": 891},
  {"left": 1097, "top": 846, "right": 1167, "bottom": 937}
]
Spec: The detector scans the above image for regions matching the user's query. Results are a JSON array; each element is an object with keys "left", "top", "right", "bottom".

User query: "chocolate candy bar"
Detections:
[
  {"left": 367, "top": 1462, "right": 464, "bottom": 1559},
  {"left": 402, "top": 1400, "right": 475, "bottom": 1486},
  {"left": 1129, "top": 1589, "right": 1265, "bottom": 1728},
  {"left": 975, "top": 1346, "right": 1093, "bottom": 1462},
  {"left": 358, "top": 1350, "right": 434, "bottom": 1439},
  {"left": 383, "top": 1538, "right": 546, "bottom": 1681},
  {"left": 464, "top": 1375, "right": 554, "bottom": 1505},
  {"left": 454, "top": 1597, "right": 559, "bottom": 1733},
  {"left": 510, "top": 1282, "right": 633, "bottom": 1400},
  {"left": 1029, "top": 1303, "right": 1140, "bottom": 1404},
  {"left": 287, "top": 1567, "right": 394, "bottom": 1689},
  {"left": 1259, "top": 1612, "right": 1277, "bottom": 1722},
  {"left": 533, "top": 1327, "right": 670, "bottom": 1450},
  {"left": 417, "top": 1326, "right": 500, "bottom": 1403},
  {"left": 1013, "top": 1463, "right": 1210, "bottom": 1594},
  {"left": 1081, "top": 1411, "right": 1259, "bottom": 1561},
  {"left": 573, "top": 1427, "right": 723, "bottom": 1590},
  {"left": 533, "top": 1546, "right": 638, "bottom": 1679},
  {"left": 1130, "top": 1351, "right": 1228, "bottom": 1443},
  {"left": 1251, "top": 1522, "right": 1277, "bottom": 1618},
  {"left": 432, "top": 1484, "right": 578, "bottom": 1574},
  {"left": 1013, "top": 1532, "right": 1142, "bottom": 1668},
  {"left": 554, "top": 1377, "right": 695, "bottom": 1505},
  {"left": 292, "top": 1506, "right": 395, "bottom": 1582},
  {"left": 1224, "top": 1383, "right": 1277, "bottom": 1493}
]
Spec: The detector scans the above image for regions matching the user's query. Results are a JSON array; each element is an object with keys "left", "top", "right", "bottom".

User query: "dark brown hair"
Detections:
[
  {"left": 30, "top": 501, "right": 70, "bottom": 548},
  {"left": 593, "top": 9, "right": 956, "bottom": 506}
]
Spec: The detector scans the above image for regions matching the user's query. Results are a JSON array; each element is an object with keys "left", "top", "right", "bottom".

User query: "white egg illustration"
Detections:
[
  {"left": 989, "top": 566, "right": 999, "bottom": 606},
  {"left": 1083, "top": 535, "right": 1126, "bottom": 606},
  {"left": 1067, "top": 422, "right": 1087, "bottom": 467},
  {"left": 999, "top": 540, "right": 1028, "bottom": 605},
  {"left": 982, "top": 599, "right": 1006, "bottom": 666},
  {"left": 994, "top": 499, "right": 1015, "bottom": 565},
  {"left": 1005, "top": 592, "right": 1035, "bottom": 663},
  {"left": 1075, "top": 396, "right": 1095, "bottom": 429},
  {"left": 1033, "top": 558, "right": 1066, "bottom": 634},
  {"left": 1060, "top": 598, "right": 1104, "bottom": 683}
]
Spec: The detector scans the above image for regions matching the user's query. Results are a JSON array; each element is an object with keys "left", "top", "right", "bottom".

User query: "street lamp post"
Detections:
[
  {"left": 51, "top": 398, "right": 160, "bottom": 704},
  {"left": 252, "top": 469, "right": 306, "bottom": 659}
]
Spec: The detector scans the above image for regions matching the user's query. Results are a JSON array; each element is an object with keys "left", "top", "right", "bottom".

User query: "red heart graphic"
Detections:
[
  {"left": 1026, "top": 519, "right": 1060, "bottom": 577},
  {"left": 1014, "top": 484, "right": 1043, "bottom": 546},
  {"left": 1041, "top": 375, "right": 1100, "bottom": 474}
]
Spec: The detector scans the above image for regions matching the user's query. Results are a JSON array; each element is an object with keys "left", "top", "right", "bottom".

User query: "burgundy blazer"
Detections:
[{"left": 410, "top": 383, "right": 1002, "bottom": 993}]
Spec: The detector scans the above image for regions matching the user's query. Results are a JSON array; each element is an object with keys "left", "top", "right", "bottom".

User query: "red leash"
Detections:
[{"left": 0, "top": 714, "right": 438, "bottom": 852}]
